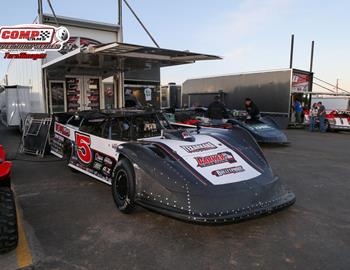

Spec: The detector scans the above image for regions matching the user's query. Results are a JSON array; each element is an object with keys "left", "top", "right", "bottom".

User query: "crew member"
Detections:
[
  {"left": 293, "top": 99, "right": 303, "bottom": 123},
  {"left": 309, "top": 103, "right": 318, "bottom": 132},
  {"left": 317, "top": 101, "right": 327, "bottom": 132},
  {"left": 207, "top": 96, "right": 227, "bottom": 125},
  {"left": 245, "top": 98, "right": 260, "bottom": 122}
]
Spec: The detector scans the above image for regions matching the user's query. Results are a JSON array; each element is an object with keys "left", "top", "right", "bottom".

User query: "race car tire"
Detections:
[
  {"left": 325, "top": 120, "right": 331, "bottom": 132},
  {"left": 64, "top": 142, "right": 79, "bottom": 173},
  {"left": 0, "top": 187, "right": 18, "bottom": 253},
  {"left": 112, "top": 159, "right": 136, "bottom": 213}
]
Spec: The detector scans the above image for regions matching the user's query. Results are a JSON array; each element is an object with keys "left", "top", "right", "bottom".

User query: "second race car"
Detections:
[
  {"left": 304, "top": 109, "right": 350, "bottom": 131},
  {"left": 167, "top": 107, "right": 288, "bottom": 145},
  {"left": 51, "top": 110, "right": 295, "bottom": 224}
]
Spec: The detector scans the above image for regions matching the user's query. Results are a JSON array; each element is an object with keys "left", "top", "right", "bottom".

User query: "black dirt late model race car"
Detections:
[
  {"left": 51, "top": 110, "right": 295, "bottom": 224},
  {"left": 166, "top": 107, "right": 288, "bottom": 145}
]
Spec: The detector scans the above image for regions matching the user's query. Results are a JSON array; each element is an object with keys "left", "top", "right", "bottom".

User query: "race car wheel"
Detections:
[
  {"left": 64, "top": 143, "right": 78, "bottom": 173},
  {"left": 0, "top": 187, "right": 18, "bottom": 253},
  {"left": 112, "top": 159, "right": 135, "bottom": 213}
]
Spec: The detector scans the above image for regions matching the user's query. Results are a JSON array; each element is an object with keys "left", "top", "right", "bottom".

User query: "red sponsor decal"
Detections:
[
  {"left": 0, "top": 27, "right": 54, "bottom": 44},
  {"left": 75, "top": 132, "right": 93, "bottom": 164},
  {"left": 4, "top": 52, "right": 47, "bottom": 60},
  {"left": 211, "top": 166, "right": 245, "bottom": 177},
  {"left": 55, "top": 123, "right": 70, "bottom": 138},
  {"left": 195, "top": 151, "right": 236, "bottom": 168}
]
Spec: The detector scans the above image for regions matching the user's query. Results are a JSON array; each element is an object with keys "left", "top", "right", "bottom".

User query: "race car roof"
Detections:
[{"left": 59, "top": 109, "right": 163, "bottom": 121}]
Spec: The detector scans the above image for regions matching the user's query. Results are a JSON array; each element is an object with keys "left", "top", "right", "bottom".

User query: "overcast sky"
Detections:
[{"left": 0, "top": 0, "right": 349, "bottom": 92}]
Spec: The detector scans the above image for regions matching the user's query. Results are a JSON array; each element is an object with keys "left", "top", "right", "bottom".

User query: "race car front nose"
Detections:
[{"left": 178, "top": 176, "right": 296, "bottom": 223}]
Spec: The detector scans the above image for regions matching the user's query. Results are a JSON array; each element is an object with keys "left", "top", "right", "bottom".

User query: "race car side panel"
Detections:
[{"left": 52, "top": 122, "right": 123, "bottom": 185}]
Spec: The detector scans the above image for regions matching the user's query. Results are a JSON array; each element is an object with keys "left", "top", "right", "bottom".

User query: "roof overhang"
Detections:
[
  {"left": 42, "top": 42, "right": 221, "bottom": 79},
  {"left": 87, "top": 42, "right": 221, "bottom": 63}
]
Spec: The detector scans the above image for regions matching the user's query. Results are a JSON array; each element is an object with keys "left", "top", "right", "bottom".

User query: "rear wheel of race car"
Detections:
[
  {"left": 64, "top": 142, "right": 79, "bottom": 173},
  {"left": 0, "top": 187, "right": 18, "bottom": 253},
  {"left": 112, "top": 159, "right": 136, "bottom": 213}
]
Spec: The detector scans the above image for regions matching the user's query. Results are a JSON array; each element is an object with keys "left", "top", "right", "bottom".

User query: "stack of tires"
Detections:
[{"left": 0, "top": 145, "right": 18, "bottom": 253}]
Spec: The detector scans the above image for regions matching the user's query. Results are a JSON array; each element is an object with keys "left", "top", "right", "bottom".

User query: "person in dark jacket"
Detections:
[
  {"left": 207, "top": 96, "right": 227, "bottom": 125},
  {"left": 245, "top": 98, "right": 260, "bottom": 122}
]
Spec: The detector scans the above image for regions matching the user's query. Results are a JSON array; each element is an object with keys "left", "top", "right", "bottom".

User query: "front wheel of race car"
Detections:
[
  {"left": 112, "top": 159, "right": 136, "bottom": 213},
  {"left": 0, "top": 187, "right": 18, "bottom": 253}
]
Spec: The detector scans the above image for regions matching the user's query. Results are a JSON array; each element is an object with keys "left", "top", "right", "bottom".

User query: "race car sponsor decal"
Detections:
[
  {"left": 50, "top": 133, "right": 65, "bottom": 158},
  {"left": 104, "top": 157, "right": 113, "bottom": 167},
  {"left": 55, "top": 122, "right": 71, "bottom": 138},
  {"left": 180, "top": 142, "right": 217, "bottom": 153},
  {"left": 181, "top": 130, "right": 194, "bottom": 141},
  {"left": 95, "top": 152, "right": 104, "bottom": 163},
  {"left": 211, "top": 166, "right": 245, "bottom": 177},
  {"left": 102, "top": 166, "right": 112, "bottom": 177},
  {"left": 93, "top": 162, "right": 103, "bottom": 171},
  {"left": 194, "top": 151, "right": 236, "bottom": 168}
]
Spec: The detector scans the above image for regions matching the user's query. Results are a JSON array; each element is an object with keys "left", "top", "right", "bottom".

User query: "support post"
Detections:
[
  {"left": 118, "top": 0, "right": 123, "bottom": 42},
  {"left": 38, "top": 0, "right": 43, "bottom": 23},
  {"left": 289, "top": 34, "right": 294, "bottom": 69},
  {"left": 115, "top": 0, "right": 124, "bottom": 108},
  {"left": 310, "top": 40, "right": 315, "bottom": 72}
]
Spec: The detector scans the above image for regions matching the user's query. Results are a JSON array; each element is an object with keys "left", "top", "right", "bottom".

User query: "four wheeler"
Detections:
[{"left": 0, "top": 145, "right": 18, "bottom": 253}]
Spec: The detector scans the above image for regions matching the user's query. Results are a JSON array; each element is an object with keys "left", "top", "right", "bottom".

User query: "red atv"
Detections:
[{"left": 0, "top": 145, "right": 18, "bottom": 253}]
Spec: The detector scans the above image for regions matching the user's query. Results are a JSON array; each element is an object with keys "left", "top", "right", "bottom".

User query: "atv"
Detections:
[{"left": 0, "top": 145, "right": 18, "bottom": 253}]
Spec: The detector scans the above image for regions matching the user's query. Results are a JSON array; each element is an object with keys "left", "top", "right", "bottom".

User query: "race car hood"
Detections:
[{"left": 143, "top": 134, "right": 262, "bottom": 185}]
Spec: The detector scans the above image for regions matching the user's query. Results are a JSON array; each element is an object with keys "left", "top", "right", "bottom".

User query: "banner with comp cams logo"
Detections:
[{"left": 0, "top": 24, "right": 70, "bottom": 60}]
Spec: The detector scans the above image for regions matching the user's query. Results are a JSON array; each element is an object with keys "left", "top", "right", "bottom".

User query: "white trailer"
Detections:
[{"left": 0, "top": 85, "right": 31, "bottom": 128}]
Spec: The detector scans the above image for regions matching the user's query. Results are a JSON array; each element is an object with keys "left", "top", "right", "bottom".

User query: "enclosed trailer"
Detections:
[
  {"left": 182, "top": 69, "right": 313, "bottom": 128},
  {"left": 0, "top": 85, "right": 31, "bottom": 128}
]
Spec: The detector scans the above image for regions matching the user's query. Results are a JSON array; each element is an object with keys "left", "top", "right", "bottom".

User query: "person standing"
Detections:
[
  {"left": 309, "top": 103, "right": 318, "bottom": 132},
  {"left": 317, "top": 102, "right": 327, "bottom": 132},
  {"left": 293, "top": 99, "right": 303, "bottom": 123},
  {"left": 245, "top": 98, "right": 260, "bottom": 122},
  {"left": 207, "top": 96, "right": 227, "bottom": 126}
]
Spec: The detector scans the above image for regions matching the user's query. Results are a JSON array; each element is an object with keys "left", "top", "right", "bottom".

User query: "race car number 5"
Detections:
[{"left": 75, "top": 132, "right": 93, "bottom": 164}]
